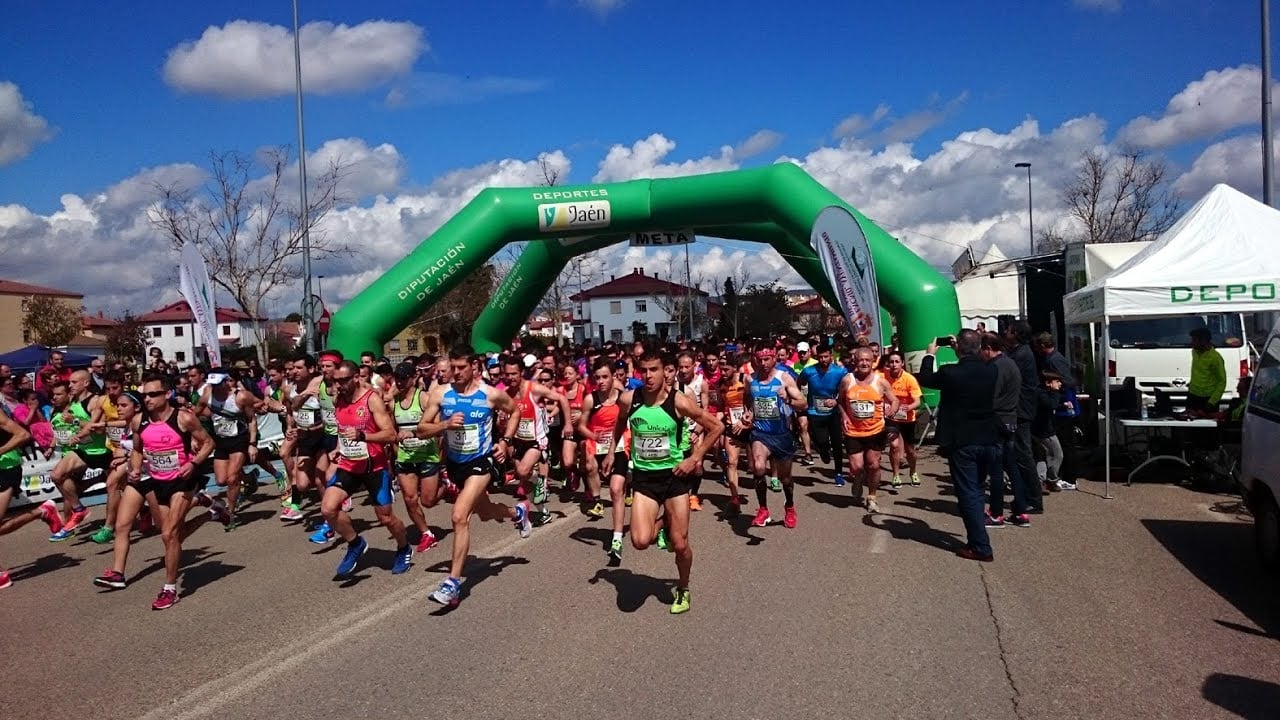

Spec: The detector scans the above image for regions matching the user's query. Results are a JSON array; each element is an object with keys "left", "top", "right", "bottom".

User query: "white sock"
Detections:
[{"left": 612, "top": 531, "right": 623, "bottom": 542}]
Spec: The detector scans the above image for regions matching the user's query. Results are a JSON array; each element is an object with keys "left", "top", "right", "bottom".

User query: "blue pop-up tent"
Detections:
[{"left": 0, "top": 344, "right": 98, "bottom": 374}]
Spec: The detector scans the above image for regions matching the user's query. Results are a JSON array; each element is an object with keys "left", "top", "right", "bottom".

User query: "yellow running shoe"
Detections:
[{"left": 670, "top": 587, "right": 691, "bottom": 615}]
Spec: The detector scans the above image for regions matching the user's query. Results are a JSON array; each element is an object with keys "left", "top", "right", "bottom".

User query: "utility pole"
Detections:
[{"left": 1264, "top": 0, "right": 1275, "bottom": 205}]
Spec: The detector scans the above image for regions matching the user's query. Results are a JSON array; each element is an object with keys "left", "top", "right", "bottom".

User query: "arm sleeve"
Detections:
[{"left": 916, "top": 356, "right": 941, "bottom": 389}]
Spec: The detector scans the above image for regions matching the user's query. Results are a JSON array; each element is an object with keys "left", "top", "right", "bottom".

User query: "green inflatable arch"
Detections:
[{"left": 327, "top": 163, "right": 959, "bottom": 363}]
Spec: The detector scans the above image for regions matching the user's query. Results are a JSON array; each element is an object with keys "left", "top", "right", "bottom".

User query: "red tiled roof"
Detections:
[
  {"left": 135, "top": 300, "right": 260, "bottom": 323},
  {"left": 0, "top": 279, "right": 82, "bottom": 298},
  {"left": 82, "top": 313, "right": 118, "bottom": 328},
  {"left": 571, "top": 269, "right": 709, "bottom": 301},
  {"left": 789, "top": 297, "right": 831, "bottom": 313}
]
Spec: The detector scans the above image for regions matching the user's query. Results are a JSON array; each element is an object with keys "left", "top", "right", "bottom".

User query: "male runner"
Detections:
[
  {"left": 674, "top": 353, "right": 708, "bottom": 511},
  {"left": 390, "top": 363, "right": 444, "bottom": 553},
  {"left": 883, "top": 350, "right": 923, "bottom": 489},
  {"left": 499, "top": 358, "right": 570, "bottom": 526},
  {"left": 196, "top": 369, "right": 257, "bottom": 529},
  {"left": 419, "top": 344, "right": 529, "bottom": 607},
  {"left": 126, "top": 374, "right": 215, "bottom": 609},
  {"left": 798, "top": 345, "right": 849, "bottom": 486},
  {"left": 837, "top": 347, "right": 900, "bottom": 514},
  {"left": 90, "top": 371, "right": 128, "bottom": 543},
  {"left": 48, "top": 372, "right": 111, "bottom": 539},
  {"left": 281, "top": 352, "right": 326, "bottom": 521},
  {"left": 745, "top": 347, "right": 808, "bottom": 528},
  {"left": 321, "top": 360, "right": 412, "bottom": 579},
  {"left": 603, "top": 350, "right": 722, "bottom": 614}
]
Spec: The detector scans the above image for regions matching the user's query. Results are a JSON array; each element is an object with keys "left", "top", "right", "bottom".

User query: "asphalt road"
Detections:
[{"left": 2, "top": 450, "right": 1277, "bottom": 720}]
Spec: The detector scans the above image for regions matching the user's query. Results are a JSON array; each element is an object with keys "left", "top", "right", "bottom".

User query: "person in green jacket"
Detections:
[{"left": 1186, "top": 327, "right": 1226, "bottom": 416}]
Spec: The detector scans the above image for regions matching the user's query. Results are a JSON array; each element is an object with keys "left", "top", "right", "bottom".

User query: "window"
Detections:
[
  {"left": 387, "top": 339, "right": 401, "bottom": 352},
  {"left": 635, "top": 300, "right": 647, "bottom": 313},
  {"left": 21, "top": 298, "right": 29, "bottom": 312},
  {"left": 174, "top": 326, "right": 184, "bottom": 337},
  {"left": 1110, "top": 314, "right": 1245, "bottom": 349},
  {"left": 220, "top": 325, "right": 232, "bottom": 337},
  {"left": 610, "top": 329, "right": 624, "bottom": 342},
  {"left": 175, "top": 351, "right": 186, "bottom": 362},
  {"left": 152, "top": 327, "right": 162, "bottom": 338},
  {"left": 1251, "top": 337, "right": 1280, "bottom": 416},
  {"left": 609, "top": 301, "right": 622, "bottom": 314},
  {"left": 22, "top": 330, "right": 30, "bottom": 344},
  {"left": 407, "top": 339, "right": 419, "bottom": 352}
]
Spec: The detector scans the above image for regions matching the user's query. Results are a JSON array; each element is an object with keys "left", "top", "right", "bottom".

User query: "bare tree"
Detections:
[
  {"left": 1060, "top": 148, "right": 1180, "bottom": 245},
  {"left": 406, "top": 264, "right": 499, "bottom": 351},
  {"left": 150, "top": 147, "right": 349, "bottom": 364},
  {"left": 647, "top": 253, "right": 711, "bottom": 340}
]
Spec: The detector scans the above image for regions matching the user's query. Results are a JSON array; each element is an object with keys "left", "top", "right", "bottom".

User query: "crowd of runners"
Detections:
[{"left": 1, "top": 333, "right": 999, "bottom": 614}]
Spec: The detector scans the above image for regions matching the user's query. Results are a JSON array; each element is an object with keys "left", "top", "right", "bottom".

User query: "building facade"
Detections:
[
  {"left": 0, "top": 279, "right": 84, "bottom": 352},
  {"left": 571, "top": 268, "right": 713, "bottom": 344},
  {"left": 135, "top": 301, "right": 262, "bottom": 366}
]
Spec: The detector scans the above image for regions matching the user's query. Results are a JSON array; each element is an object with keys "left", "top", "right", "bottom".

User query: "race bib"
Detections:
[
  {"left": 635, "top": 432, "right": 671, "bottom": 461},
  {"left": 570, "top": 409, "right": 582, "bottom": 424},
  {"left": 400, "top": 435, "right": 426, "bottom": 449},
  {"left": 754, "top": 396, "right": 779, "bottom": 419},
  {"left": 516, "top": 417, "right": 535, "bottom": 440},
  {"left": 893, "top": 408, "right": 910, "bottom": 421},
  {"left": 448, "top": 424, "right": 480, "bottom": 454},
  {"left": 338, "top": 437, "right": 369, "bottom": 460},
  {"left": 852, "top": 401, "right": 876, "bottom": 419},
  {"left": 293, "top": 408, "right": 317, "bottom": 427},
  {"left": 817, "top": 398, "right": 837, "bottom": 411},
  {"left": 322, "top": 408, "right": 338, "bottom": 428},
  {"left": 212, "top": 414, "right": 239, "bottom": 438},
  {"left": 146, "top": 449, "right": 180, "bottom": 473},
  {"left": 53, "top": 428, "right": 76, "bottom": 447},
  {"left": 106, "top": 426, "right": 126, "bottom": 443},
  {"left": 729, "top": 407, "right": 745, "bottom": 425},
  {"left": 596, "top": 430, "right": 614, "bottom": 455}
]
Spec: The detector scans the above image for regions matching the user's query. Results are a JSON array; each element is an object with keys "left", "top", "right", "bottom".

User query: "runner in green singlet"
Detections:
[
  {"left": 49, "top": 372, "right": 111, "bottom": 540},
  {"left": 390, "top": 363, "right": 444, "bottom": 553}
]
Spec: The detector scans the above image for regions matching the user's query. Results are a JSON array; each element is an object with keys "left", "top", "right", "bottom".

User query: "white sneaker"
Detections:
[
  {"left": 866, "top": 498, "right": 879, "bottom": 514},
  {"left": 341, "top": 497, "right": 353, "bottom": 512},
  {"left": 1056, "top": 480, "right": 1078, "bottom": 491}
]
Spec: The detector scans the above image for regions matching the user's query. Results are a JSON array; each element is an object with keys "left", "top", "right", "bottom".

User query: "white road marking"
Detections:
[{"left": 869, "top": 528, "right": 889, "bottom": 554}]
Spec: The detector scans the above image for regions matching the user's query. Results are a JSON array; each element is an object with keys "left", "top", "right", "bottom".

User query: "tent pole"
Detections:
[{"left": 1103, "top": 315, "right": 1114, "bottom": 499}]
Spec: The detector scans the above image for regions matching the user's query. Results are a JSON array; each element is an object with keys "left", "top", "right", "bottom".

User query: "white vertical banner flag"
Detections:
[
  {"left": 810, "top": 206, "right": 881, "bottom": 342},
  {"left": 178, "top": 242, "right": 222, "bottom": 368}
]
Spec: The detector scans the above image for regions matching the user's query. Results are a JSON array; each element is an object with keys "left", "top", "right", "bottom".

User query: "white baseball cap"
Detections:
[
  {"left": 522, "top": 354, "right": 537, "bottom": 369},
  {"left": 796, "top": 341, "right": 811, "bottom": 352}
]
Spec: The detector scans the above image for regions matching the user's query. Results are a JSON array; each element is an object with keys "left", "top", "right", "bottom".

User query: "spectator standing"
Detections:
[
  {"left": 1186, "top": 327, "right": 1227, "bottom": 416},
  {"left": 916, "top": 329, "right": 1000, "bottom": 562},
  {"left": 1033, "top": 333, "right": 1080, "bottom": 489},
  {"left": 1003, "top": 321, "right": 1043, "bottom": 513},
  {"left": 980, "top": 333, "right": 1027, "bottom": 527}
]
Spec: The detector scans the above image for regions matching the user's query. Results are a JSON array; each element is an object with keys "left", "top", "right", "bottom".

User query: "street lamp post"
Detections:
[
  {"left": 1014, "top": 162, "right": 1034, "bottom": 255},
  {"left": 292, "top": 0, "right": 316, "bottom": 352}
]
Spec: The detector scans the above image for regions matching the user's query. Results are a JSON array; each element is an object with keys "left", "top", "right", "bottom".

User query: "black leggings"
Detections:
[{"left": 808, "top": 413, "right": 844, "bottom": 474}]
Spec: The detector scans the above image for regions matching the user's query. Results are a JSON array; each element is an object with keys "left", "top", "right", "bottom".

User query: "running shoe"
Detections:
[
  {"left": 608, "top": 537, "right": 623, "bottom": 563},
  {"left": 280, "top": 504, "right": 304, "bottom": 522},
  {"left": 670, "top": 587, "right": 691, "bottom": 615},
  {"left": 415, "top": 532, "right": 438, "bottom": 553},
  {"left": 833, "top": 473, "right": 847, "bottom": 488},
  {"left": 1056, "top": 480, "right": 1078, "bottom": 491},
  {"left": 985, "top": 512, "right": 1006, "bottom": 529},
  {"left": 727, "top": 495, "right": 742, "bottom": 516},
  {"left": 955, "top": 547, "right": 994, "bottom": 562},
  {"left": 891, "top": 474, "right": 902, "bottom": 489},
  {"left": 799, "top": 455, "right": 814, "bottom": 467},
  {"left": 688, "top": 495, "right": 702, "bottom": 512},
  {"left": 0, "top": 569, "right": 11, "bottom": 590},
  {"left": 208, "top": 500, "right": 231, "bottom": 525},
  {"left": 532, "top": 476, "right": 549, "bottom": 505},
  {"left": 49, "top": 527, "right": 77, "bottom": 542},
  {"left": 430, "top": 577, "right": 461, "bottom": 606},
  {"left": 194, "top": 492, "right": 213, "bottom": 509},
  {"left": 443, "top": 480, "right": 459, "bottom": 501},
  {"left": 64, "top": 506, "right": 91, "bottom": 533},
  {"left": 624, "top": 491, "right": 634, "bottom": 507},
  {"left": 751, "top": 507, "right": 772, "bottom": 527},
  {"left": 90, "top": 526, "right": 114, "bottom": 544},
  {"left": 135, "top": 512, "right": 156, "bottom": 536},
  {"left": 239, "top": 473, "right": 259, "bottom": 500},
  {"left": 586, "top": 501, "right": 605, "bottom": 519},
  {"left": 151, "top": 587, "right": 180, "bottom": 610},
  {"left": 531, "top": 510, "right": 554, "bottom": 527},
  {"left": 335, "top": 536, "right": 368, "bottom": 578},
  {"left": 866, "top": 498, "right": 880, "bottom": 514},
  {"left": 94, "top": 569, "right": 127, "bottom": 589},
  {"left": 783, "top": 506, "right": 797, "bottom": 529},
  {"left": 280, "top": 494, "right": 293, "bottom": 508},
  {"left": 567, "top": 473, "right": 581, "bottom": 494},
  {"left": 767, "top": 476, "right": 782, "bottom": 492},
  {"left": 223, "top": 517, "right": 240, "bottom": 533},
  {"left": 1007, "top": 513, "right": 1031, "bottom": 528},
  {"left": 341, "top": 496, "right": 353, "bottom": 513},
  {"left": 514, "top": 502, "right": 532, "bottom": 539},
  {"left": 656, "top": 528, "right": 670, "bottom": 551},
  {"left": 390, "top": 546, "right": 413, "bottom": 575},
  {"left": 309, "top": 521, "right": 336, "bottom": 544},
  {"left": 910, "top": 472, "right": 921, "bottom": 487},
  {"left": 38, "top": 500, "right": 62, "bottom": 534}
]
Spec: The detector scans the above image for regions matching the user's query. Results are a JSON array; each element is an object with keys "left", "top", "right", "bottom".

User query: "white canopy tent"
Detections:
[{"left": 1063, "top": 183, "right": 1280, "bottom": 496}]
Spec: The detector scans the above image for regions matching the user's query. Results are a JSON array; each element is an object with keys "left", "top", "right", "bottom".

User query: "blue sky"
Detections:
[{"left": 0, "top": 0, "right": 1273, "bottom": 316}]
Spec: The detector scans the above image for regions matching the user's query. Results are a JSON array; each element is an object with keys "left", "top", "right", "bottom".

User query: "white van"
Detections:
[{"left": 1242, "top": 318, "right": 1280, "bottom": 570}]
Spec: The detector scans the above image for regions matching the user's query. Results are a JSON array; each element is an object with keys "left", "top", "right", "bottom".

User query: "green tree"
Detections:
[
  {"left": 104, "top": 313, "right": 151, "bottom": 363},
  {"left": 22, "top": 295, "right": 82, "bottom": 347},
  {"left": 737, "top": 281, "right": 791, "bottom": 338}
]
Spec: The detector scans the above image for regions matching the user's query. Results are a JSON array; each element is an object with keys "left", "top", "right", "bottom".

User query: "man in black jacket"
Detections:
[
  {"left": 1034, "top": 332, "right": 1078, "bottom": 490},
  {"left": 981, "top": 333, "right": 1029, "bottom": 527},
  {"left": 917, "top": 329, "right": 999, "bottom": 561},
  {"left": 1003, "top": 321, "right": 1043, "bottom": 513}
]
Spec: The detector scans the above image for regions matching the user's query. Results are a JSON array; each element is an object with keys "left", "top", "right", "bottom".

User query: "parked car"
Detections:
[{"left": 1241, "top": 318, "right": 1280, "bottom": 570}]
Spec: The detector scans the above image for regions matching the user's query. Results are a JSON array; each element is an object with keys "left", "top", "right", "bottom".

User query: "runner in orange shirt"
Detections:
[
  {"left": 884, "top": 350, "right": 923, "bottom": 489},
  {"left": 837, "top": 348, "right": 899, "bottom": 514}
]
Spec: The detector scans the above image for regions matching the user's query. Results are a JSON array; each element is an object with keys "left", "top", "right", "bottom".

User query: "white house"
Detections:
[
  {"left": 571, "top": 267, "right": 715, "bottom": 344},
  {"left": 524, "top": 312, "right": 574, "bottom": 342},
  {"left": 136, "top": 300, "right": 263, "bottom": 366}
]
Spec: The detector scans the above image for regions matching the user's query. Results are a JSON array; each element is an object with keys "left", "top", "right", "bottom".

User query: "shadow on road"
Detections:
[
  {"left": 588, "top": 567, "right": 675, "bottom": 612},
  {"left": 808, "top": 491, "right": 857, "bottom": 509},
  {"left": 1201, "top": 672, "right": 1280, "bottom": 720},
  {"left": 130, "top": 549, "right": 225, "bottom": 586},
  {"left": 570, "top": 525, "right": 614, "bottom": 549},
  {"left": 424, "top": 555, "right": 531, "bottom": 615},
  {"left": 862, "top": 513, "right": 963, "bottom": 552},
  {"left": 182, "top": 559, "right": 246, "bottom": 597},
  {"left": 1141, "top": 519, "right": 1280, "bottom": 638},
  {"left": 896, "top": 496, "right": 959, "bottom": 516},
  {"left": 9, "top": 551, "right": 83, "bottom": 582}
]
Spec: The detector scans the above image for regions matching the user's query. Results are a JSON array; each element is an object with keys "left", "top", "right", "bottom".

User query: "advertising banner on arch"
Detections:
[
  {"left": 178, "top": 242, "right": 222, "bottom": 368},
  {"left": 810, "top": 206, "right": 880, "bottom": 342}
]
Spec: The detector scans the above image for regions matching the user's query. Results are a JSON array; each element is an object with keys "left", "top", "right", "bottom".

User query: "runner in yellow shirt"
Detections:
[{"left": 884, "top": 351, "right": 923, "bottom": 488}]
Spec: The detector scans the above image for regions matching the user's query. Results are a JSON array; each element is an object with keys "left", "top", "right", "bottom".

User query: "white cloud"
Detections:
[
  {"left": 0, "top": 82, "right": 54, "bottom": 165},
  {"left": 834, "top": 104, "right": 890, "bottom": 139},
  {"left": 1172, "top": 134, "right": 1273, "bottom": 200},
  {"left": 592, "top": 133, "right": 737, "bottom": 183},
  {"left": 1074, "top": 0, "right": 1121, "bottom": 11},
  {"left": 163, "top": 20, "right": 425, "bottom": 99},
  {"left": 577, "top": 0, "right": 626, "bottom": 19},
  {"left": 734, "top": 129, "right": 783, "bottom": 159},
  {"left": 1118, "top": 65, "right": 1263, "bottom": 148}
]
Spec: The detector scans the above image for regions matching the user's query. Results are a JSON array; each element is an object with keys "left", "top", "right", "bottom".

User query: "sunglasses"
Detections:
[
  {"left": 143, "top": 390, "right": 168, "bottom": 398},
  {"left": 331, "top": 375, "right": 355, "bottom": 384}
]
